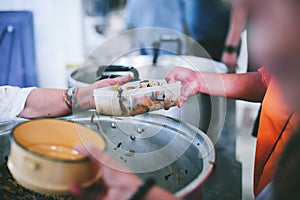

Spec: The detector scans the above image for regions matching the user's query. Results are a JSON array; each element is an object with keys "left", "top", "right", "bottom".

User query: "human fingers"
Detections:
[
  {"left": 113, "top": 75, "right": 131, "bottom": 85},
  {"left": 94, "top": 75, "right": 131, "bottom": 89},
  {"left": 177, "top": 82, "right": 196, "bottom": 108},
  {"left": 165, "top": 67, "right": 185, "bottom": 83},
  {"left": 222, "top": 53, "right": 237, "bottom": 72}
]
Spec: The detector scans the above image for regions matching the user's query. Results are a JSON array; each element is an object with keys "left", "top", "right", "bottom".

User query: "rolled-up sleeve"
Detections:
[{"left": 0, "top": 86, "right": 35, "bottom": 122}]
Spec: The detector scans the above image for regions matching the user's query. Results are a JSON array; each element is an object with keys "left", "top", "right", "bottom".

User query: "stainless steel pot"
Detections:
[
  {"left": 67, "top": 112, "right": 215, "bottom": 199},
  {"left": 69, "top": 55, "right": 227, "bottom": 144},
  {"left": 70, "top": 55, "right": 227, "bottom": 84}
]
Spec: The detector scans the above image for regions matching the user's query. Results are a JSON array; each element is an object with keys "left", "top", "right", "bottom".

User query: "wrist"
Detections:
[
  {"left": 223, "top": 45, "right": 239, "bottom": 54},
  {"left": 75, "top": 87, "right": 94, "bottom": 110},
  {"left": 196, "top": 72, "right": 205, "bottom": 94}
]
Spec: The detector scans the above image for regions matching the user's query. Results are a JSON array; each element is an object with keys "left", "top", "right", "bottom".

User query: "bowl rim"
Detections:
[{"left": 9, "top": 118, "right": 102, "bottom": 163}]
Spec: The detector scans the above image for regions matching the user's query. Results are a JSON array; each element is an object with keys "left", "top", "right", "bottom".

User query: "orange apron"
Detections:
[{"left": 254, "top": 68, "right": 298, "bottom": 196}]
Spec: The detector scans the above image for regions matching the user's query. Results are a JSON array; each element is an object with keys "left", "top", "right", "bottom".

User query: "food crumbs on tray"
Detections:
[
  {"left": 176, "top": 172, "right": 182, "bottom": 180},
  {"left": 125, "top": 149, "right": 135, "bottom": 157},
  {"left": 113, "top": 84, "right": 119, "bottom": 91},
  {"left": 168, "top": 166, "right": 174, "bottom": 175}
]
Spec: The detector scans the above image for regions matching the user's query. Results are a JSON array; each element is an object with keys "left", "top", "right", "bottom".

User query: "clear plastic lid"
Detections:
[{"left": 93, "top": 80, "right": 181, "bottom": 116}]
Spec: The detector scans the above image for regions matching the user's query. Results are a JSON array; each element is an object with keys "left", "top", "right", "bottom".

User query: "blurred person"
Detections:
[
  {"left": 125, "top": 0, "right": 253, "bottom": 73},
  {"left": 125, "top": 0, "right": 186, "bottom": 55},
  {"left": 184, "top": 0, "right": 231, "bottom": 62},
  {"left": 0, "top": 76, "right": 130, "bottom": 122},
  {"left": 165, "top": 56, "right": 293, "bottom": 199},
  {"left": 254, "top": 1, "right": 300, "bottom": 199},
  {"left": 257, "top": 129, "right": 300, "bottom": 200},
  {"left": 166, "top": 0, "right": 300, "bottom": 197},
  {"left": 273, "top": 128, "right": 300, "bottom": 200},
  {"left": 224, "top": 1, "right": 265, "bottom": 139},
  {"left": 221, "top": 0, "right": 248, "bottom": 72},
  {"left": 125, "top": 0, "right": 184, "bottom": 32},
  {"left": 221, "top": 0, "right": 263, "bottom": 72},
  {"left": 127, "top": 0, "right": 232, "bottom": 70}
]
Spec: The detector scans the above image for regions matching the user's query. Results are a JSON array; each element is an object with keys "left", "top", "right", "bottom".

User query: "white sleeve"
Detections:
[{"left": 0, "top": 86, "right": 36, "bottom": 122}]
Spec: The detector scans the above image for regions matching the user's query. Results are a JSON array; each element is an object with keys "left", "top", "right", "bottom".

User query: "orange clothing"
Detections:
[{"left": 254, "top": 68, "right": 298, "bottom": 196}]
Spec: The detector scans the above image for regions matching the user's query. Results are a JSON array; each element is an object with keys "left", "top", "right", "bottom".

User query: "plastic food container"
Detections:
[
  {"left": 94, "top": 80, "right": 181, "bottom": 116},
  {"left": 8, "top": 119, "right": 105, "bottom": 195}
]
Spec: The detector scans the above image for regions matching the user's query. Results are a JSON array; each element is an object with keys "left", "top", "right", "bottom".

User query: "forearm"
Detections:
[
  {"left": 19, "top": 88, "right": 70, "bottom": 118},
  {"left": 18, "top": 76, "right": 131, "bottom": 119},
  {"left": 197, "top": 71, "right": 266, "bottom": 102},
  {"left": 225, "top": 2, "right": 248, "bottom": 46}
]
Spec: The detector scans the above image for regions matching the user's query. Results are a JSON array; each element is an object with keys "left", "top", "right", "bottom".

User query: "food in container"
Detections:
[
  {"left": 7, "top": 119, "right": 105, "bottom": 195},
  {"left": 94, "top": 80, "right": 181, "bottom": 116}
]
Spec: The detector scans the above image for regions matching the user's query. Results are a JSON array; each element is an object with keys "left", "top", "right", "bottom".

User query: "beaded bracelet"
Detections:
[
  {"left": 73, "top": 87, "right": 84, "bottom": 111},
  {"left": 63, "top": 88, "right": 73, "bottom": 110}
]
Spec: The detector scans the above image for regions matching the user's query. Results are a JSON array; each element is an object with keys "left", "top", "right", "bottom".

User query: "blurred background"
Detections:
[{"left": 0, "top": 0, "right": 126, "bottom": 88}]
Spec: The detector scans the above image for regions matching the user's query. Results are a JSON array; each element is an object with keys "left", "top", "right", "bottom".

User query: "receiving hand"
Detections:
[
  {"left": 165, "top": 67, "right": 201, "bottom": 107},
  {"left": 76, "top": 75, "right": 131, "bottom": 110},
  {"left": 91, "top": 75, "right": 131, "bottom": 90},
  {"left": 221, "top": 52, "right": 238, "bottom": 73},
  {"left": 71, "top": 145, "right": 142, "bottom": 200}
]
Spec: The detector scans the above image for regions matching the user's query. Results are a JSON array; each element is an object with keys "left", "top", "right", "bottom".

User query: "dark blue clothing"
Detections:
[
  {"left": 0, "top": 11, "right": 37, "bottom": 87},
  {"left": 184, "top": 0, "right": 231, "bottom": 60},
  {"left": 184, "top": 0, "right": 231, "bottom": 41},
  {"left": 125, "top": 0, "right": 231, "bottom": 60},
  {"left": 126, "top": 0, "right": 185, "bottom": 33}
]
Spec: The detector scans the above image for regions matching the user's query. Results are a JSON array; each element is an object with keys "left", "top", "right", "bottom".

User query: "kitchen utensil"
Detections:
[{"left": 7, "top": 118, "right": 105, "bottom": 195}]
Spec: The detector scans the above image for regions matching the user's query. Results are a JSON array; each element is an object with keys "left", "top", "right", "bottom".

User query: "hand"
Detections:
[
  {"left": 165, "top": 67, "right": 201, "bottom": 107},
  {"left": 76, "top": 75, "right": 131, "bottom": 110},
  {"left": 221, "top": 52, "right": 238, "bottom": 73},
  {"left": 90, "top": 75, "right": 131, "bottom": 90},
  {"left": 71, "top": 145, "right": 142, "bottom": 200}
]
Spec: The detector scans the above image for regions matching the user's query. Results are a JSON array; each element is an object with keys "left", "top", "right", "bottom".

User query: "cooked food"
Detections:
[
  {"left": 112, "top": 80, "right": 162, "bottom": 91},
  {"left": 94, "top": 80, "right": 181, "bottom": 116}
]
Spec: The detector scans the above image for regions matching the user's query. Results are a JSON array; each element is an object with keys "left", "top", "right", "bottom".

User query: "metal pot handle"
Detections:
[
  {"left": 96, "top": 65, "right": 139, "bottom": 81},
  {"left": 152, "top": 35, "right": 183, "bottom": 65},
  {"left": 24, "top": 157, "right": 40, "bottom": 171}
]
